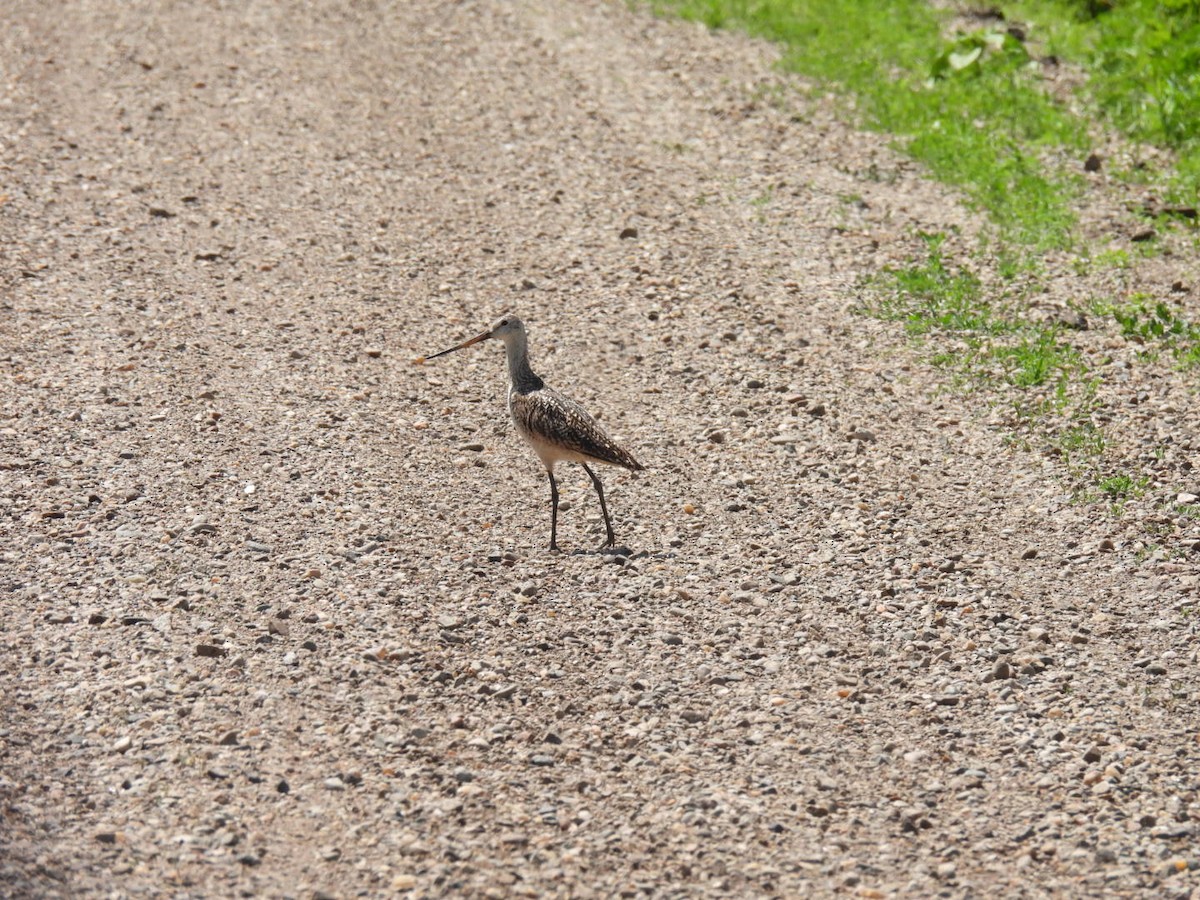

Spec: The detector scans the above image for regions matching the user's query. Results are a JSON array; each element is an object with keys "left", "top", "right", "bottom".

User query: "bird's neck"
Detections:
[{"left": 504, "top": 336, "right": 544, "bottom": 394}]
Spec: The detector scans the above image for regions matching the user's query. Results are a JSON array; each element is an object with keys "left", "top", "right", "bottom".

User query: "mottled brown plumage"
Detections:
[
  {"left": 510, "top": 388, "right": 643, "bottom": 473},
  {"left": 424, "top": 315, "right": 642, "bottom": 551}
]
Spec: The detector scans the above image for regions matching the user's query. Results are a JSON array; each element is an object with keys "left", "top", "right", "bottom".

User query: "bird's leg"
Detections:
[
  {"left": 582, "top": 463, "right": 616, "bottom": 548},
  {"left": 547, "top": 469, "right": 560, "bottom": 552}
]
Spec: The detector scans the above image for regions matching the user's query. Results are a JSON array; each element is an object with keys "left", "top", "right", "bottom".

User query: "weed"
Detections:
[
  {"left": 1098, "top": 473, "right": 1149, "bottom": 498},
  {"left": 991, "top": 331, "right": 1080, "bottom": 387},
  {"left": 1054, "top": 421, "right": 1106, "bottom": 466},
  {"left": 868, "top": 232, "right": 1006, "bottom": 334},
  {"left": 1103, "top": 294, "right": 1200, "bottom": 367}
]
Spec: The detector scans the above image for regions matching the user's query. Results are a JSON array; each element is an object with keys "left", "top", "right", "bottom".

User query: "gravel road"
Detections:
[{"left": 3, "top": 1, "right": 1199, "bottom": 897}]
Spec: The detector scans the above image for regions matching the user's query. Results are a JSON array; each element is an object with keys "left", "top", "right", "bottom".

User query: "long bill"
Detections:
[{"left": 422, "top": 330, "right": 491, "bottom": 361}]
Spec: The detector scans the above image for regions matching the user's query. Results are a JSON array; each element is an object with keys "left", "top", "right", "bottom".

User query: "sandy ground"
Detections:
[{"left": 2, "top": 1, "right": 1199, "bottom": 897}]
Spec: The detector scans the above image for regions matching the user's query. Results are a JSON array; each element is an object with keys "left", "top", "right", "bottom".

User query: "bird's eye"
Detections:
[{"left": 499, "top": 318, "right": 509, "bottom": 326}]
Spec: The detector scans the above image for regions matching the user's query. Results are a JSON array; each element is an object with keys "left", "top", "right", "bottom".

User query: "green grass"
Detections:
[
  {"left": 1099, "top": 473, "right": 1149, "bottom": 498},
  {"left": 1095, "top": 471, "right": 1151, "bottom": 517},
  {"left": 865, "top": 232, "right": 1104, "bottom": 468},
  {"left": 649, "top": 0, "right": 1194, "bottom": 527},
  {"left": 1099, "top": 294, "right": 1200, "bottom": 368},
  {"left": 991, "top": 331, "right": 1081, "bottom": 387},
  {"left": 1054, "top": 422, "right": 1107, "bottom": 468},
  {"left": 650, "top": 0, "right": 1085, "bottom": 249},
  {"left": 1001, "top": 0, "right": 1200, "bottom": 206},
  {"left": 651, "top": 0, "right": 1200, "bottom": 240},
  {"left": 867, "top": 232, "right": 1002, "bottom": 334}
]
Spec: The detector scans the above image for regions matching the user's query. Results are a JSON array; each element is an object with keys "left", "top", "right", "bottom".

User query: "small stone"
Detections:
[
  {"left": 364, "top": 347, "right": 383, "bottom": 358},
  {"left": 1177, "top": 492, "right": 1199, "bottom": 504},
  {"left": 619, "top": 226, "right": 638, "bottom": 239},
  {"left": 1084, "top": 152, "right": 1102, "bottom": 172},
  {"left": 218, "top": 730, "right": 239, "bottom": 746},
  {"left": 1020, "top": 547, "right": 1038, "bottom": 560},
  {"left": 1098, "top": 538, "right": 1115, "bottom": 552},
  {"left": 112, "top": 736, "right": 132, "bottom": 754},
  {"left": 662, "top": 633, "right": 683, "bottom": 646},
  {"left": 324, "top": 777, "right": 346, "bottom": 791},
  {"left": 195, "top": 644, "right": 227, "bottom": 658},
  {"left": 529, "top": 755, "right": 555, "bottom": 767},
  {"left": 276, "top": 779, "right": 290, "bottom": 794},
  {"left": 680, "top": 710, "right": 708, "bottom": 723},
  {"left": 990, "top": 660, "right": 1013, "bottom": 680},
  {"left": 238, "top": 854, "right": 261, "bottom": 867},
  {"left": 95, "top": 831, "right": 119, "bottom": 845},
  {"left": 808, "top": 403, "right": 826, "bottom": 417},
  {"left": 1131, "top": 227, "right": 1156, "bottom": 243}
]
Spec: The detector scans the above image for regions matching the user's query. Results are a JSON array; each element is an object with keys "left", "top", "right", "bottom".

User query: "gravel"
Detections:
[{"left": 2, "top": 0, "right": 1199, "bottom": 897}]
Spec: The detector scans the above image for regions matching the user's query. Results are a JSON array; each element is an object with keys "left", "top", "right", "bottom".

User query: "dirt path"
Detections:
[{"left": 3, "top": 1, "right": 1198, "bottom": 897}]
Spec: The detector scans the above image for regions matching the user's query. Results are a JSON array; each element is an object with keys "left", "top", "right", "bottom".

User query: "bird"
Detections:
[{"left": 422, "top": 315, "right": 643, "bottom": 552}]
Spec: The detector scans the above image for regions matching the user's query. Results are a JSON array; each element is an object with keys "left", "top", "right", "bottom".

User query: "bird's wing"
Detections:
[{"left": 512, "top": 388, "right": 643, "bottom": 471}]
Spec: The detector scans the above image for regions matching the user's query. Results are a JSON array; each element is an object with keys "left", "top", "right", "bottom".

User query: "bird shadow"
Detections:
[{"left": 568, "top": 545, "right": 648, "bottom": 560}]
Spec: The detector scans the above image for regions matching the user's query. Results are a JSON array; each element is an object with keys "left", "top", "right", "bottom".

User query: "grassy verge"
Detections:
[
  {"left": 651, "top": 0, "right": 1086, "bottom": 249},
  {"left": 1001, "top": 0, "right": 1200, "bottom": 209}
]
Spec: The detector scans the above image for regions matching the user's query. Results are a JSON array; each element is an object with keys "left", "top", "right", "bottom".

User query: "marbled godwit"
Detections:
[{"left": 424, "top": 315, "right": 642, "bottom": 551}]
